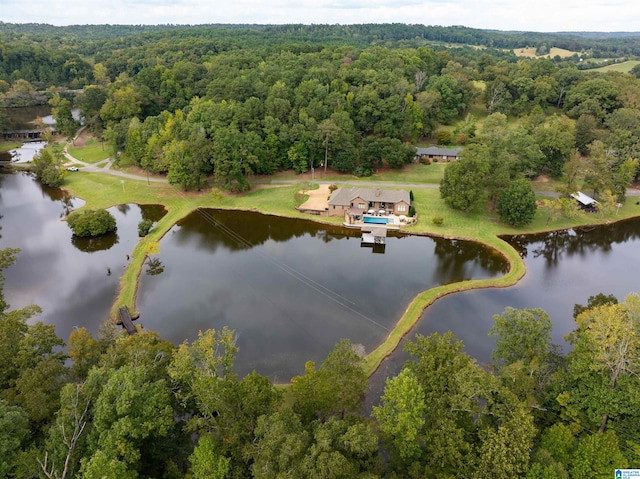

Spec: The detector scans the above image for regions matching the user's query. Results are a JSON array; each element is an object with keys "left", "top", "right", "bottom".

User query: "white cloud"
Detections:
[{"left": 1, "top": 0, "right": 638, "bottom": 31}]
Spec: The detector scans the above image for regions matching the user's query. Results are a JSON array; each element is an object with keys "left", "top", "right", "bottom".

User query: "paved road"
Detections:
[{"left": 63, "top": 147, "right": 169, "bottom": 183}]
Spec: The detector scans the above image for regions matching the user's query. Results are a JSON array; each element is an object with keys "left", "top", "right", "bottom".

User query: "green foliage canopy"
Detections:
[{"left": 66, "top": 209, "right": 117, "bottom": 237}]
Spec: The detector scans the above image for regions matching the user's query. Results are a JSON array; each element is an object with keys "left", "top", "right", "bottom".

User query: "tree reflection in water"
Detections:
[
  {"left": 503, "top": 217, "right": 640, "bottom": 269},
  {"left": 71, "top": 231, "right": 119, "bottom": 253},
  {"left": 145, "top": 257, "right": 165, "bottom": 276}
]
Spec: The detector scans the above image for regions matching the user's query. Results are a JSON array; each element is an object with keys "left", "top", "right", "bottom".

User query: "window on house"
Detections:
[
  {"left": 397, "top": 204, "right": 407, "bottom": 212},
  {"left": 358, "top": 203, "right": 366, "bottom": 209}
]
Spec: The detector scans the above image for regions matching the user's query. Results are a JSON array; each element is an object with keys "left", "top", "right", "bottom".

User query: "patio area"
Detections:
[{"left": 345, "top": 212, "right": 409, "bottom": 230}]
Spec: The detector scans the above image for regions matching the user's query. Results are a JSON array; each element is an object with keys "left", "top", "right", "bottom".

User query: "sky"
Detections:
[{"left": 0, "top": 0, "right": 638, "bottom": 33}]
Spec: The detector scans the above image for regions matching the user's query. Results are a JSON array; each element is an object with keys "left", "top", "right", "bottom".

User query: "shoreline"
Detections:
[{"left": 56, "top": 165, "right": 640, "bottom": 381}]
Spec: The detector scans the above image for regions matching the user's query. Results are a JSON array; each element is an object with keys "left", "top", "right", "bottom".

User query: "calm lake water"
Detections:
[
  {"left": 136, "top": 209, "right": 507, "bottom": 380},
  {"left": 4, "top": 169, "right": 640, "bottom": 386},
  {"left": 0, "top": 105, "right": 80, "bottom": 162},
  {"left": 0, "top": 171, "right": 165, "bottom": 342},
  {"left": 368, "top": 216, "right": 640, "bottom": 400}
]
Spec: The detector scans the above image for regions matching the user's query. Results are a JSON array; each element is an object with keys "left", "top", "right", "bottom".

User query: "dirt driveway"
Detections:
[{"left": 299, "top": 184, "right": 331, "bottom": 211}]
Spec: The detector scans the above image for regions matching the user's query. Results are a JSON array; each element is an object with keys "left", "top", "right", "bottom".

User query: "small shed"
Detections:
[{"left": 570, "top": 191, "right": 598, "bottom": 211}]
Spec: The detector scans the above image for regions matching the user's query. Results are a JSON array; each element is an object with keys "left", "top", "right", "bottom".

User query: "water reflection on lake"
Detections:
[
  {"left": 368, "top": 217, "right": 640, "bottom": 405},
  {"left": 136, "top": 209, "right": 507, "bottom": 381},
  {"left": 0, "top": 171, "right": 166, "bottom": 342},
  {"left": 3, "top": 141, "right": 47, "bottom": 163}
]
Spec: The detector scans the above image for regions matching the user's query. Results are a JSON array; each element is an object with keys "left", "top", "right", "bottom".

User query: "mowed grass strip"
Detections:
[{"left": 68, "top": 139, "right": 111, "bottom": 164}]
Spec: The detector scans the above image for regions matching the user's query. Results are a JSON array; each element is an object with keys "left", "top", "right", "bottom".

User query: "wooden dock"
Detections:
[
  {"left": 361, "top": 227, "right": 387, "bottom": 245},
  {"left": 118, "top": 307, "right": 138, "bottom": 335}
]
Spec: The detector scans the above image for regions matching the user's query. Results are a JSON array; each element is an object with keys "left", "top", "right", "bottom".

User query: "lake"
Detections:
[
  {"left": 0, "top": 171, "right": 506, "bottom": 380},
  {"left": 0, "top": 171, "right": 165, "bottom": 343},
  {"left": 368, "top": 217, "right": 640, "bottom": 401},
  {"left": 135, "top": 208, "right": 507, "bottom": 380},
  {"left": 4, "top": 169, "right": 640, "bottom": 386},
  {"left": 1, "top": 105, "right": 80, "bottom": 162}
]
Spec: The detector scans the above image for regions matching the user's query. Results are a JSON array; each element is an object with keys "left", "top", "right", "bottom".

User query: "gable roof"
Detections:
[
  {"left": 570, "top": 191, "right": 598, "bottom": 206},
  {"left": 328, "top": 187, "right": 410, "bottom": 207},
  {"left": 416, "top": 146, "right": 463, "bottom": 157}
]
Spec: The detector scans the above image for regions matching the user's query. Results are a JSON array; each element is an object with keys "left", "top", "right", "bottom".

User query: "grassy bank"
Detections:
[
  {"left": 0, "top": 141, "right": 21, "bottom": 152},
  {"left": 62, "top": 169, "right": 640, "bottom": 379},
  {"left": 67, "top": 139, "right": 111, "bottom": 163}
]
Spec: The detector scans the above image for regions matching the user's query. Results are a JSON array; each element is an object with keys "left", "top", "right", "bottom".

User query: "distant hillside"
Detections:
[
  {"left": 556, "top": 31, "right": 640, "bottom": 39},
  {"left": 1, "top": 22, "right": 639, "bottom": 56}
]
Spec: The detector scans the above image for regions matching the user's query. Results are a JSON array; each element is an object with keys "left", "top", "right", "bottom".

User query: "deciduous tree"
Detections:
[
  {"left": 496, "top": 178, "right": 537, "bottom": 226},
  {"left": 440, "top": 145, "right": 491, "bottom": 212}
]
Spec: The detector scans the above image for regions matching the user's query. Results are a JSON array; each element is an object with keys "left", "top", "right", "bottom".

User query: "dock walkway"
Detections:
[{"left": 118, "top": 307, "right": 138, "bottom": 335}]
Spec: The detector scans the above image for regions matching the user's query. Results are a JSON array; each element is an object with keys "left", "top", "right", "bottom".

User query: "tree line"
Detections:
[
  {"left": 2, "top": 248, "right": 638, "bottom": 478},
  {"left": 5, "top": 23, "right": 640, "bottom": 222}
]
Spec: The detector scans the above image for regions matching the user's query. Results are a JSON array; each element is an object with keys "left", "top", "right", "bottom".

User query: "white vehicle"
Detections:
[{"left": 66, "top": 166, "right": 79, "bottom": 172}]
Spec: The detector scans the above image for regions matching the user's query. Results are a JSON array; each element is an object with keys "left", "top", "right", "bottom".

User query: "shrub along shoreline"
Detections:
[{"left": 61, "top": 170, "right": 640, "bottom": 379}]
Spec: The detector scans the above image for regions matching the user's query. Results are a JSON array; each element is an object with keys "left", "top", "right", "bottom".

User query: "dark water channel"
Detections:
[
  {"left": 0, "top": 171, "right": 165, "bottom": 342},
  {"left": 136, "top": 209, "right": 507, "bottom": 380},
  {"left": 368, "top": 217, "right": 640, "bottom": 403}
]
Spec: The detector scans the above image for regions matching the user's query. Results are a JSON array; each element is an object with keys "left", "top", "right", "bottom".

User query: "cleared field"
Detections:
[
  {"left": 592, "top": 60, "right": 640, "bottom": 73},
  {"left": 513, "top": 47, "right": 579, "bottom": 58}
]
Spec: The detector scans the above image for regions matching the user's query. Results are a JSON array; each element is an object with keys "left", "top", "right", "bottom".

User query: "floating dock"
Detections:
[{"left": 361, "top": 227, "right": 387, "bottom": 245}]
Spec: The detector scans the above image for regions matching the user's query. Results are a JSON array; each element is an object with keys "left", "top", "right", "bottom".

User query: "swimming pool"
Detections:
[{"left": 363, "top": 216, "right": 388, "bottom": 225}]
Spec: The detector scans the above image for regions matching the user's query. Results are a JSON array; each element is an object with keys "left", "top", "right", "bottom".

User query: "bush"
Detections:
[
  {"left": 432, "top": 216, "right": 444, "bottom": 225},
  {"left": 454, "top": 133, "right": 468, "bottom": 145},
  {"left": 67, "top": 209, "right": 117, "bottom": 237},
  {"left": 436, "top": 130, "right": 452, "bottom": 144},
  {"left": 409, "top": 205, "right": 416, "bottom": 217},
  {"left": 353, "top": 166, "right": 372, "bottom": 177},
  {"left": 138, "top": 219, "right": 154, "bottom": 237}
]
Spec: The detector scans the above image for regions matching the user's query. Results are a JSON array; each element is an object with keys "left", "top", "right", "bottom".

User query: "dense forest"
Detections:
[
  {"left": 3, "top": 23, "right": 640, "bottom": 477},
  {"left": 2, "top": 23, "right": 640, "bottom": 196}
]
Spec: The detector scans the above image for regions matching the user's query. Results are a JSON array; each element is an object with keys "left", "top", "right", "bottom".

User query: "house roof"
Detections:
[
  {"left": 570, "top": 191, "right": 598, "bottom": 206},
  {"left": 328, "top": 187, "right": 410, "bottom": 207},
  {"left": 415, "top": 146, "right": 463, "bottom": 157}
]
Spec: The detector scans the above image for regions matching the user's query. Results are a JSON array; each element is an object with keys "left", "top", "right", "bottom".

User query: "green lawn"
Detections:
[
  {"left": 261, "top": 163, "right": 448, "bottom": 185},
  {"left": 592, "top": 60, "right": 640, "bottom": 73},
  {"left": 67, "top": 139, "right": 111, "bottom": 163},
  {"left": 0, "top": 141, "right": 21, "bottom": 152}
]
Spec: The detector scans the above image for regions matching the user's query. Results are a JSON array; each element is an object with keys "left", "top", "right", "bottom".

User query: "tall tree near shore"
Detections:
[
  {"left": 496, "top": 178, "right": 537, "bottom": 227},
  {"left": 562, "top": 294, "right": 640, "bottom": 437},
  {"left": 291, "top": 339, "right": 367, "bottom": 422}
]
